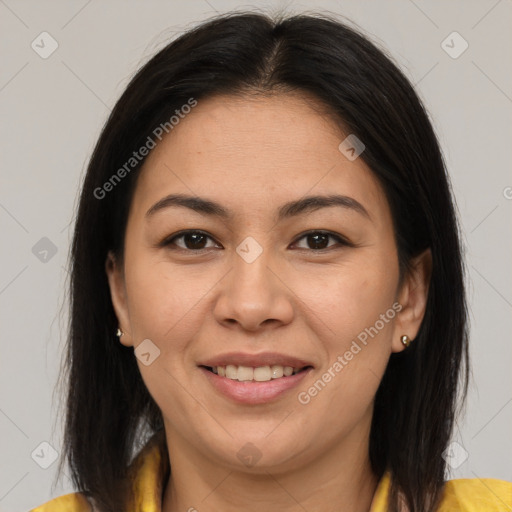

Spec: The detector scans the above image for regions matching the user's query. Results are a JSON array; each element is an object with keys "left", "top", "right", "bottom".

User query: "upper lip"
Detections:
[{"left": 199, "top": 351, "right": 314, "bottom": 369}]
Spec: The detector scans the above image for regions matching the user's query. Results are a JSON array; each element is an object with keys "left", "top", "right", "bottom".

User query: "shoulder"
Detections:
[
  {"left": 29, "top": 431, "right": 167, "bottom": 512},
  {"left": 30, "top": 491, "right": 92, "bottom": 512},
  {"left": 439, "top": 477, "right": 512, "bottom": 510}
]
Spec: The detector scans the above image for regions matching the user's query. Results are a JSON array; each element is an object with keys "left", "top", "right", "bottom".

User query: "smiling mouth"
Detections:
[{"left": 201, "top": 364, "right": 313, "bottom": 382}]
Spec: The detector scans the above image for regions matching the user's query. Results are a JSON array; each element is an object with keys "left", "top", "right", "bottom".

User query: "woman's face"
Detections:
[{"left": 107, "top": 93, "right": 429, "bottom": 473}]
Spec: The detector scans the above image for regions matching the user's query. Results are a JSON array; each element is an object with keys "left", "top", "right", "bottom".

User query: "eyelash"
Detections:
[{"left": 160, "top": 229, "right": 353, "bottom": 253}]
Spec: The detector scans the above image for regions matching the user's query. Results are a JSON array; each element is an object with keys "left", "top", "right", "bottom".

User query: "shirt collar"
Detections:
[{"left": 127, "top": 433, "right": 391, "bottom": 511}]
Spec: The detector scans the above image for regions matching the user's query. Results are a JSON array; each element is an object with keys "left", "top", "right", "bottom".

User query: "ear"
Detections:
[
  {"left": 105, "top": 251, "right": 134, "bottom": 347},
  {"left": 391, "top": 248, "right": 432, "bottom": 353}
]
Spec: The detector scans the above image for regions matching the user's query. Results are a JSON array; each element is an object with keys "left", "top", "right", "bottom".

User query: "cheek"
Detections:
[
  {"left": 293, "top": 252, "right": 398, "bottom": 342},
  {"left": 292, "top": 252, "right": 397, "bottom": 410},
  {"left": 123, "top": 253, "right": 209, "bottom": 343}
]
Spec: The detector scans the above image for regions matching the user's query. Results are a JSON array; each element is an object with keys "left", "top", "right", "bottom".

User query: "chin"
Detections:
[{"left": 209, "top": 431, "right": 308, "bottom": 472}]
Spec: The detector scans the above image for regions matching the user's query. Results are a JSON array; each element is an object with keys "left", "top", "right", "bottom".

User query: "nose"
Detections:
[{"left": 213, "top": 247, "right": 294, "bottom": 333}]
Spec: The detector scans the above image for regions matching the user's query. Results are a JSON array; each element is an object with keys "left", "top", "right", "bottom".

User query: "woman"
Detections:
[{"left": 31, "top": 11, "right": 511, "bottom": 512}]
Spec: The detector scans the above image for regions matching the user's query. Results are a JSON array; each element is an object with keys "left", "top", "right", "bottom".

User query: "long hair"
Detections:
[{"left": 57, "top": 11, "right": 469, "bottom": 511}]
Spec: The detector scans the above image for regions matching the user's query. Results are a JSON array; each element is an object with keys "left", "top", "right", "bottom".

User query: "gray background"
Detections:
[{"left": 0, "top": 0, "right": 511, "bottom": 510}]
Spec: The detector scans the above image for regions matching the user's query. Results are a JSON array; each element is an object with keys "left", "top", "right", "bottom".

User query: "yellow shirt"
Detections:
[{"left": 31, "top": 437, "right": 512, "bottom": 512}]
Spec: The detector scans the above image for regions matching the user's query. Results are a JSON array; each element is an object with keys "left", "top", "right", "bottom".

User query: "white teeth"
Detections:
[
  {"left": 237, "top": 366, "right": 254, "bottom": 381},
  {"left": 211, "top": 364, "right": 302, "bottom": 382},
  {"left": 253, "top": 366, "right": 272, "bottom": 381},
  {"left": 271, "top": 365, "right": 284, "bottom": 379},
  {"left": 226, "top": 365, "right": 238, "bottom": 379}
]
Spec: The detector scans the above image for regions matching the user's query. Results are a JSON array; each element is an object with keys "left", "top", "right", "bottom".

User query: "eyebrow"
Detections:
[{"left": 145, "top": 193, "right": 371, "bottom": 221}]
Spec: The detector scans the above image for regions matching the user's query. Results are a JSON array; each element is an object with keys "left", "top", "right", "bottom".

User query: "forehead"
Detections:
[{"left": 131, "top": 93, "right": 389, "bottom": 225}]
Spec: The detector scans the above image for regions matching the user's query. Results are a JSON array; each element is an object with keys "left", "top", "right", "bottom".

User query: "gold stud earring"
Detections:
[
  {"left": 401, "top": 335, "right": 411, "bottom": 347},
  {"left": 116, "top": 328, "right": 124, "bottom": 338}
]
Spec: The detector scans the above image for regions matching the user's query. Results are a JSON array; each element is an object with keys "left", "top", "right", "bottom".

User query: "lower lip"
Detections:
[{"left": 199, "top": 366, "right": 312, "bottom": 405}]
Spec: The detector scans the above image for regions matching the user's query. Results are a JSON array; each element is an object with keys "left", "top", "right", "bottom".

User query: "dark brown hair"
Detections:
[{"left": 57, "top": 11, "right": 469, "bottom": 512}]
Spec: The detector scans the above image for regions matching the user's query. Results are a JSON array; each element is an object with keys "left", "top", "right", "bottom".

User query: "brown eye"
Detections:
[
  {"left": 293, "top": 231, "right": 350, "bottom": 251},
  {"left": 161, "top": 229, "right": 351, "bottom": 253},
  {"left": 163, "top": 230, "right": 218, "bottom": 251},
  {"left": 181, "top": 232, "right": 208, "bottom": 249}
]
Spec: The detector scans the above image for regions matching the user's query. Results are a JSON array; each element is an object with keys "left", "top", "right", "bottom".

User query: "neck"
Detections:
[{"left": 161, "top": 420, "right": 380, "bottom": 512}]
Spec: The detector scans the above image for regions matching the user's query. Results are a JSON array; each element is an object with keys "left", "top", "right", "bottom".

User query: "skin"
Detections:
[{"left": 106, "top": 92, "right": 431, "bottom": 512}]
